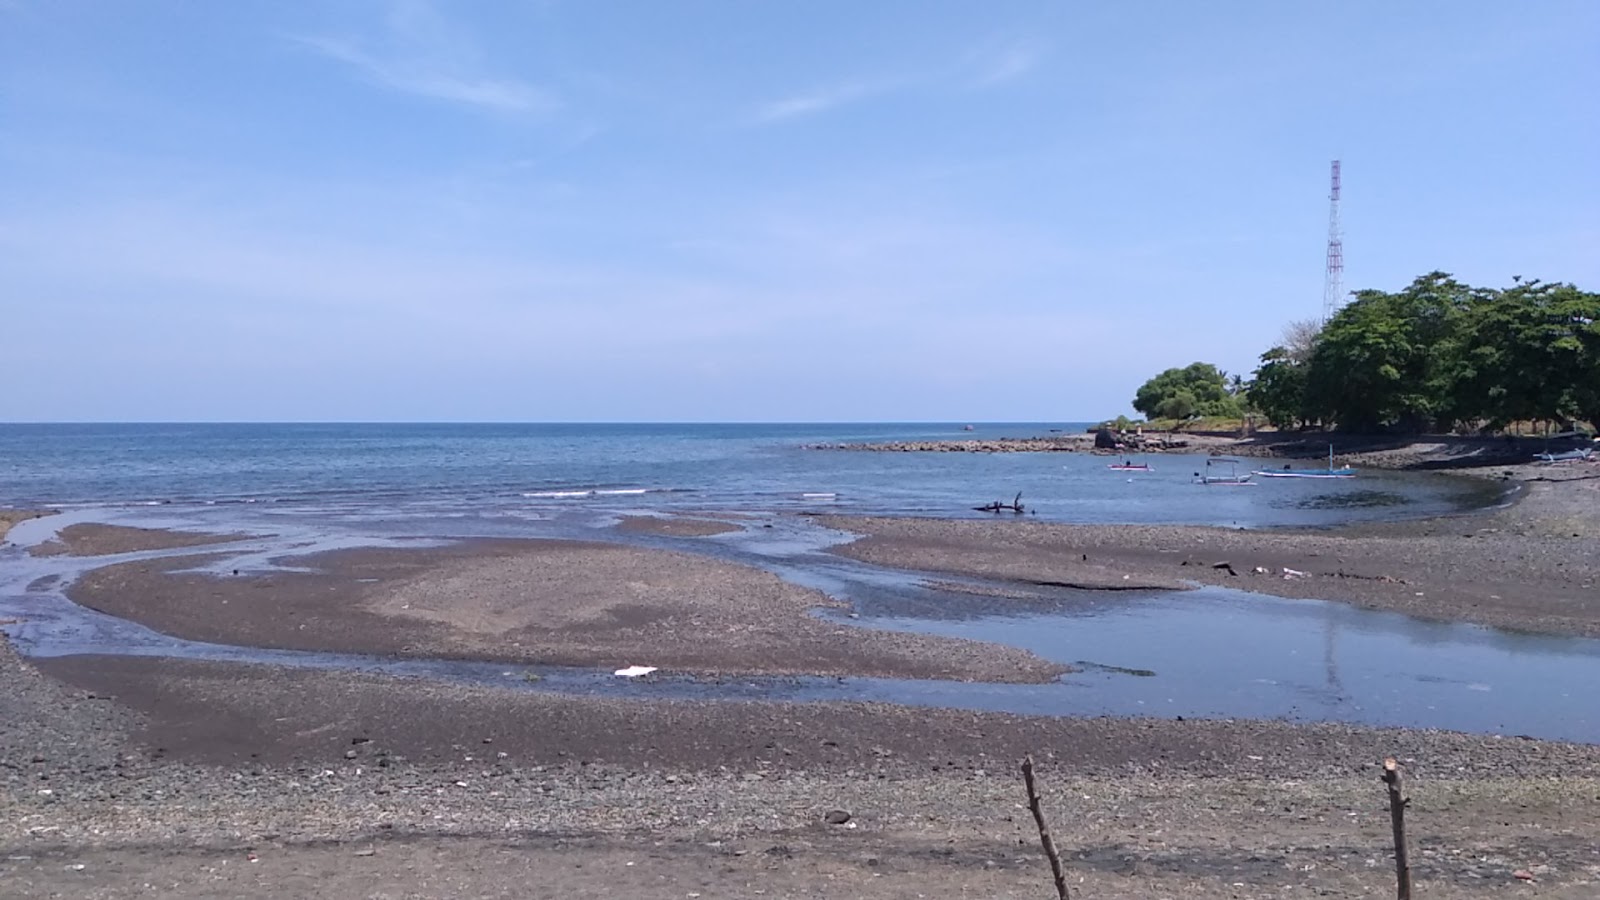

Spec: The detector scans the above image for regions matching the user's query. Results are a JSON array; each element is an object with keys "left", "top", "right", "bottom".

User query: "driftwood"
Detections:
[
  {"left": 1020, "top": 754, "right": 1070, "bottom": 900},
  {"left": 1382, "top": 757, "right": 1413, "bottom": 899},
  {"left": 974, "top": 491, "right": 1025, "bottom": 514}
]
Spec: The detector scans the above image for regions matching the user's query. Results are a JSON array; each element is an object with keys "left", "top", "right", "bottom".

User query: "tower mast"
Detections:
[{"left": 1322, "top": 160, "right": 1344, "bottom": 323}]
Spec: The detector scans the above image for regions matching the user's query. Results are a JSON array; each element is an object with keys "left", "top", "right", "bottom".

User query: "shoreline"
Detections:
[
  {"left": 64, "top": 539, "right": 1066, "bottom": 684},
  {"left": 9, "top": 631, "right": 1600, "bottom": 897},
  {"left": 816, "top": 467, "right": 1600, "bottom": 639},
  {"left": 7, "top": 460, "right": 1600, "bottom": 895},
  {"left": 822, "top": 428, "right": 1600, "bottom": 468}
]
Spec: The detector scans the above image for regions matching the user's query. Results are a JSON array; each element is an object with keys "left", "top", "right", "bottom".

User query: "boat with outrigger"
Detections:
[
  {"left": 1535, "top": 447, "right": 1594, "bottom": 463},
  {"left": 1107, "top": 459, "right": 1151, "bottom": 471},
  {"left": 1253, "top": 444, "right": 1356, "bottom": 479},
  {"left": 1194, "top": 457, "right": 1254, "bottom": 485}
]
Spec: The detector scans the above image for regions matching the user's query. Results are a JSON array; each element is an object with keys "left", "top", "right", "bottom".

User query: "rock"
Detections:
[
  {"left": 1095, "top": 428, "right": 1118, "bottom": 450},
  {"left": 824, "top": 809, "right": 852, "bottom": 825},
  {"left": 344, "top": 750, "right": 358, "bottom": 759}
]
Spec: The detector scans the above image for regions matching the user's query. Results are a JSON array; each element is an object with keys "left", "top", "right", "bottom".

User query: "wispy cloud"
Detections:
[
  {"left": 292, "top": 2, "right": 556, "bottom": 114},
  {"left": 752, "top": 79, "right": 896, "bottom": 123},
  {"left": 968, "top": 37, "right": 1044, "bottom": 87}
]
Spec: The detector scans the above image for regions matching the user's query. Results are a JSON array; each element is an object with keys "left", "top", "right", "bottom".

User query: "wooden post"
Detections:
[
  {"left": 1381, "top": 757, "right": 1412, "bottom": 899},
  {"left": 1020, "top": 754, "right": 1070, "bottom": 900}
]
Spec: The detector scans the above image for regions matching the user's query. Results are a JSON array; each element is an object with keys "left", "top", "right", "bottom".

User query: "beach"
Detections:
[{"left": 5, "top": 451, "right": 1600, "bottom": 896}]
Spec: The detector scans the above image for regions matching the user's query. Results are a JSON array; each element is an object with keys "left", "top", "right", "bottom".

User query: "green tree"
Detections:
[
  {"left": 1132, "top": 362, "right": 1243, "bottom": 420},
  {"left": 1457, "top": 280, "right": 1600, "bottom": 429},
  {"left": 1248, "top": 347, "right": 1310, "bottom": 428},
  {"left": 1305, "top": 272, "right": 1476, "bottom": 431}
]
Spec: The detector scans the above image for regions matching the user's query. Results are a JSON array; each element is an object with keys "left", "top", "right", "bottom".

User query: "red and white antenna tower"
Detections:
[{"left": 1322, "top": 160, "right": 1344, "bottom": 323}]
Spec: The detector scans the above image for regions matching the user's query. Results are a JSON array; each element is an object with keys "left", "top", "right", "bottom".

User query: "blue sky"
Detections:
[{"left": 3, "top": 1, "right": 1596, "bottom": 422}]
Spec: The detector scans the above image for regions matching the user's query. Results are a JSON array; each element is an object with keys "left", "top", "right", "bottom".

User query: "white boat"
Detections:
[
  {"left": 1108, "top": 461, "right": 1151, "bottom": 471},
  {"left": 1535, "top": 447, "right": 1594, "bottom": 463},
  {"left": 1195, "top": 457, "right": 1254, "bottom": 485},
  {"left": 1253, "top": 445, "right": 1356, "bottom": 479}
]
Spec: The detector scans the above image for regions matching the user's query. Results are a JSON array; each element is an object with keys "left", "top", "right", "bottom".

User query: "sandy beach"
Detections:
[{"left": 5, "top": 454, "right": 1600, "bottom": 897}]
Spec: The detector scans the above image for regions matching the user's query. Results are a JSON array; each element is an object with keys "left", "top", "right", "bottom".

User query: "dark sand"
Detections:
[
  {"left": 821, "top": 469, "right": 1600, "bottom": 638},
  {"left": 9, "top": 637, "right": 1600, "bottom": 898},
  {"left": 28, "top": 522, "right": 250, "bottom": 557},
  {"left": 66, "top": 540, "right": 1064, "bottom": 683},
  {"left": 9, "top": 463, "right": 1600, "bottom": 896}
]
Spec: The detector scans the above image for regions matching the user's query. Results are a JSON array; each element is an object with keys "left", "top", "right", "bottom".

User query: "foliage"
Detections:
[
  {"left": 1454, "top": 280, "right": 1600, "bottom": 430},
  {"left": 1263, "top": 273, "right": 1597, "bottom": 432},
  {"left": 1247, "top": 346, "right": 1311, "bottom": 428},
  {"left": 1132, "top": 272, "right": 1600, "bottom": 434},
  {"left": 1305, "top": 273, "right": 1478, "bottom": 431},
  {"left": 1132, "top": 362, "right": 1244, "bottom": 421}
]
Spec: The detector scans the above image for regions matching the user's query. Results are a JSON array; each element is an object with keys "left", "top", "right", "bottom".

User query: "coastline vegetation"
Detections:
[{"left": 1132, "top": 272, "right": 1600, "bottom": 435}]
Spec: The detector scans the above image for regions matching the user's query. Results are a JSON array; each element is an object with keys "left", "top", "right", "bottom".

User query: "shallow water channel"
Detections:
[{"left": 4, "top": 507, "right": 1599, "bottom": 744}]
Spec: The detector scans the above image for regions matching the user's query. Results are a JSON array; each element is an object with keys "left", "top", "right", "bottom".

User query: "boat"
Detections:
[
  {"left": 1108, "top": 461, "right": 1151, "bottom": 471},
  {"left": 1252, "top": 444, "right": 1356, "bottom": 479},
  {"left": 1195, "top": 457, "right": 1254, "bottom": 485},
  {"left": 1535, "top": 447, "right": 1594, "bottom": 463}
]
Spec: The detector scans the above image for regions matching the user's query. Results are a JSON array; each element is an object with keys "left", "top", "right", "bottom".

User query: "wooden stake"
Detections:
[
  {"left": 1021, "top": 754, "right": 1070, "bottom": 900},
  {"left": 1381, "top": 757, "right": 1412, "bottom": 900}
]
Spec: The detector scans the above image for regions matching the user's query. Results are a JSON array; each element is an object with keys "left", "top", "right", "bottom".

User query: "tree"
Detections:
[
  {"left": 1248, "top": 347, "right": 1310, "bottom": 428},
  {"left": 1457, "top": 280, "right": 1600, "bottom": 430},
  {"left": 1279, "top": 319, "right": 1323, "bottom": 365},
  {"left": 1304, "top": 272, "right": 1476, "bottom": 431},
  {"left": 1132, "top": 362, "right": 1243, "bottom": 420}
]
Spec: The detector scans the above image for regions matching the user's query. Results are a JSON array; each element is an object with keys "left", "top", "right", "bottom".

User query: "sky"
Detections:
[{"left": 2, "top": 1, "right": 1596, "bottom": 422}]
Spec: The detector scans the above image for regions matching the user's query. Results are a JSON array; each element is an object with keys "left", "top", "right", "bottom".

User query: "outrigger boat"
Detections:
[
  {"left": 1253, "top": 444, "right": 1356, "bottom": 479},
  {"left": 1107, "top": 460, "right": 1151, "bottom": 471},
  {"left": 1195, "top": 457, "right": 1254, "bottom": 485},
  {"left": 1535, "top": 447, "right": 1594, "bottom": 463}
]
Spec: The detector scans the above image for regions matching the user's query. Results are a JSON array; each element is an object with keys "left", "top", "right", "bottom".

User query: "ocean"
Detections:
[
  {"left": 4, "top": 422, "right": 1599, "bottom": 742},
  {"left": 0, "top": 422, "right": 1503, "bottom": 528}
]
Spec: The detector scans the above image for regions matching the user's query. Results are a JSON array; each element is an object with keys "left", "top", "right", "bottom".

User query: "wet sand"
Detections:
[
  {"left": 9, "top": 636, "right": 1600, "bottom": 898},
  {"left": 614, "top": 514, "right": 742, "bottom": 537},
  {"left": 821, "top": 467, "right": 1600, "bottom": 638},
  {"left": 28, "top": 522, "right": 250, "bottom": 557},
  {"left": 0, "top": 508, "right": 49, "bottom": 542},
  {"left": 9, "top": 464, "right": 1600, "bottom": 896},
  {"left": 66, "top": 539, "right": 1065, "bottom": 683}
]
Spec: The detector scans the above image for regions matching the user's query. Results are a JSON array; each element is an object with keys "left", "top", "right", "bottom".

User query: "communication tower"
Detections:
[{"left": 1322, "top": 160, "right": 1344, "bottom": 323}]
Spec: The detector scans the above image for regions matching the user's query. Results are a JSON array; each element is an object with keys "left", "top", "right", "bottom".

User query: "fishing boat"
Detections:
[
  {"left": 1253, "top": 444, "right": 1356, "bottom": 479},
  {"left": 1194, "top": 457, "right": 1254, "bottom": 485},
  {"left": 1107, "top": 460, "right": 1151, "bottom": 471},
  {"left": 1535, "top": 447, "right": 1594, "bottom": 463}
]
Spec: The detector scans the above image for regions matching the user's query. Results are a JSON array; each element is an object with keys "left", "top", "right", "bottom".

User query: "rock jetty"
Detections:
[{"left": 808, "top": 432, "right": 1199, "bottom": 453}]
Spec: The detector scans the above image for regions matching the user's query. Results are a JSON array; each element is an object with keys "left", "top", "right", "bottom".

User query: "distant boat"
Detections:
[
  {"left": 1195, "top": 457, "right": 1254, "bottom": 485},
  {"left": 1108, "top": 461, "right": 1151, "bottom": 471},
  {"left": 1253, "top": 444, "right": 1356, "bottom": 479},
  {"left": 1536, "top": 447, "right": 1594, "bottom": 463}
]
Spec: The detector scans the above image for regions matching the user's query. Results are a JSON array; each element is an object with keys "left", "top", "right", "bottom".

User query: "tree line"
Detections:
[{"left": 1133, "top": 272, "right": 1600, "bottom": 433}]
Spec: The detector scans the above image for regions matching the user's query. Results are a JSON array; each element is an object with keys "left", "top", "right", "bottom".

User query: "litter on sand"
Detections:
[{"left": 614, "top": 665, "right": 659, "bottom": 678}]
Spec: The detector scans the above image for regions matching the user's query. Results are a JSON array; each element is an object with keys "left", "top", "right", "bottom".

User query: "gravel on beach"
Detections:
[
  {"left": 819, "top": 467, "right": 1600, "bottom": 639},
  {"left": 66, "top": 539, "right": 1066, "bottom": 684},
  {"left": 6, "top": 457, "right": 1600, "bottom": 897}
]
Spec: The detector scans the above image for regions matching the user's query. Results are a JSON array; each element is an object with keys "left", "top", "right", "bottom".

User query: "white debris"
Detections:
[{"left": 614, "top": 665, "right": 659, "bottom": 678}]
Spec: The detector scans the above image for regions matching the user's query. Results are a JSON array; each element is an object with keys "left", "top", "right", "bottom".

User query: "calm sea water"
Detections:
[
  {"left": 4, "top": 422, "right": 1598, "bottom": 742},
  {"left": 0, "top": 422, "right": 1503, "bottom": 527}
]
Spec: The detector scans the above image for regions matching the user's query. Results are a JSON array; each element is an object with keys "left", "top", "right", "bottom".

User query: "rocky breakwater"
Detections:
[{"left": 809, "top": 434, "right": 1094, "bottom": 453}]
